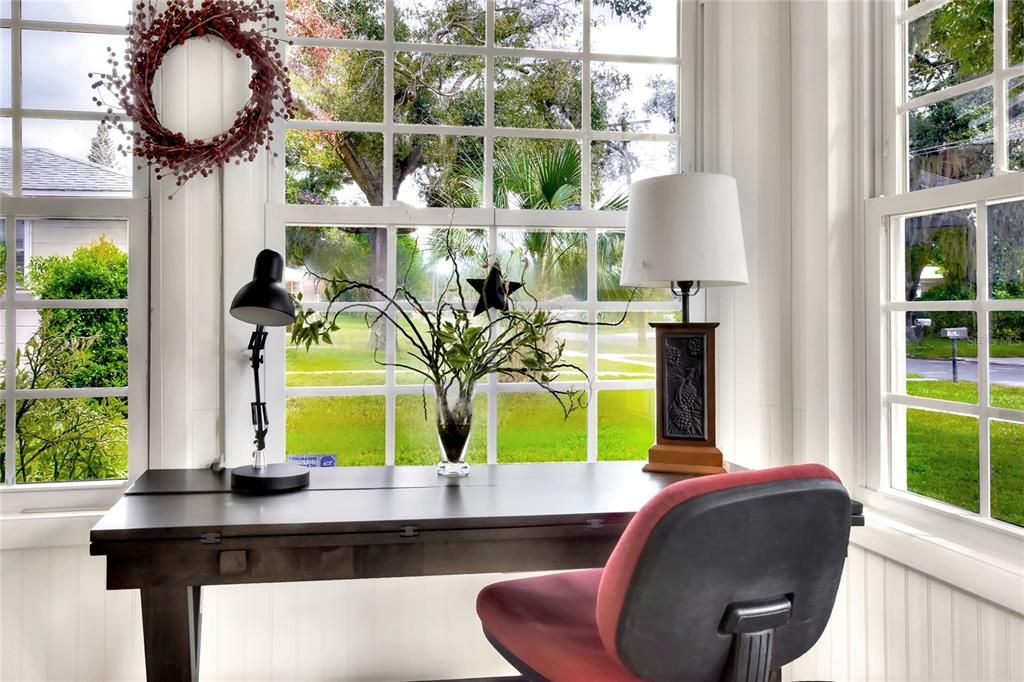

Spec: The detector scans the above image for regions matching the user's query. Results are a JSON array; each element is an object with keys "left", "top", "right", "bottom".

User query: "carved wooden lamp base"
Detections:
[{"left": 646, "top": 322, "right": 725, "bottom": 477}]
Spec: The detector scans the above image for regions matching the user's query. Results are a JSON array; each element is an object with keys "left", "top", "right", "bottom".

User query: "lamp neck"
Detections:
[
  {"left": 672, "top": 280, "right": 699, "bottom": 323},
  {"left": 248, "top": 326, "right": 269, "bottom": 453}
]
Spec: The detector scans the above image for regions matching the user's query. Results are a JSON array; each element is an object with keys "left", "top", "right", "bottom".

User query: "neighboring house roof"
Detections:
[{"left": 1, "top": 147, "right": 132, "bottom": 195}]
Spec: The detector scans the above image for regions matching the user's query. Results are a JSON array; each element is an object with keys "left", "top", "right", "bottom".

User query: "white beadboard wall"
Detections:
[
  {"left": 787, "top": 544, "right": 1023, "bottom": 682},
  {"left": 1, "top": 544, "right": 1020, "bottom": 682}
]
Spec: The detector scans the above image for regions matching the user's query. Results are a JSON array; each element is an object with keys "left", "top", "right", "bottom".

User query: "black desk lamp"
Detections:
[{"left": 228, "top": 249, "right": 310, "bottom": 493}]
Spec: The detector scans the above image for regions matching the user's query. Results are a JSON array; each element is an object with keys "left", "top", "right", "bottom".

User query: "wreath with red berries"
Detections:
[{"left": 92, "top": 0, "right": 294, "bottom": 196}]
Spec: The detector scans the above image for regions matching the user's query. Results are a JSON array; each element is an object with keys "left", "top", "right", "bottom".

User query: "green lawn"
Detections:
[
  {"left": 906, "top": 379, "right": 1024, "bottom": 526},
  {"left": 286, "top": 389, "right": 655, "bottom": 466},
  {"left": 283, "top": 318, "right": 1023, "bottom": 528},
  {"left": 907, "top": 337, "right": 1024, "bottom": 359}
]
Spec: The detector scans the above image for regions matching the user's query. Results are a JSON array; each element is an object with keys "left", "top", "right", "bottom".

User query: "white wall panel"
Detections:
[
  {"left": 2, "top": 544, "right": 1018, "bottom": 682},
  {"left": 790, "top": 545, "right": 1022, "bottom": 682}
]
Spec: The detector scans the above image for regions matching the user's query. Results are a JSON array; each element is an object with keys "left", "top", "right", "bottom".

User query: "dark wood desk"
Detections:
[
  {"left": 90, "top": 462, "right": 864, "bottom": 681},
  {"left": 91, "top": 462, "right": 689, "bottom": 681}
]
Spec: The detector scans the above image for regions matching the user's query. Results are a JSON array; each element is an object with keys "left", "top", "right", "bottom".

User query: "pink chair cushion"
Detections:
[
  {"left": 476, "top": 568, "right": 645, "bottom": 682},
  {"left": 595, "top": 463, "right": 842, "bottom": 670}
]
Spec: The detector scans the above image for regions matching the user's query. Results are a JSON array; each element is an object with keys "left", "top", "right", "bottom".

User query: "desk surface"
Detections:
[{"left": 91, "top": 462, "right": 685, "bottom": 544}]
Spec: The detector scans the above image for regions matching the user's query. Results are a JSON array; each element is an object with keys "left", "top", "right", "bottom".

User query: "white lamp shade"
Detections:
[{"left": 620, "top": 173, "right": 748, "bottom": 288}]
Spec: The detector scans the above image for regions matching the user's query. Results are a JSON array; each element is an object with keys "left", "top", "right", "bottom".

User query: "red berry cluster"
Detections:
[{"left": 91, "top": 0, "right": 295, "bottom": 197}]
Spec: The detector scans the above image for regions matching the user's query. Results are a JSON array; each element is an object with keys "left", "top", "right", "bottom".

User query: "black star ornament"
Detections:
[{"left": 467, "top": 264, "right": 523, "bottom": 316}]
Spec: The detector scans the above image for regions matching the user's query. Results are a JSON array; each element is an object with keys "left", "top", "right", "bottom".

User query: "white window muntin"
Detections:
[
  {"left": 0, "top": 195, "right": 149, "bottom": 513},
  {"left": 267, "top": 204, "right": 681, "bottom": 466},
  {"left": 886, "top": 0, "right": 1024, "bottom": 195},
  {"left": 863, "top": 174, "right": 1024, "bottom": 544},
  {"left": 1, "top": 1, "right": 148, "bottom": 508},
  {"left": 267, "top": 0, "right": 696, "bottom": 466},
  {"left": 270, "top": 0, "right": 697, "bottom": 209},
  {"left": 0, "top": 1, "right": 143, "bottom": 198}
]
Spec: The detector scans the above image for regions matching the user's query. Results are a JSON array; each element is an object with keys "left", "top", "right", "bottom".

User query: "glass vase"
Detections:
[{"left": 435, "top": 382, "right": 475, "bottom": 477}]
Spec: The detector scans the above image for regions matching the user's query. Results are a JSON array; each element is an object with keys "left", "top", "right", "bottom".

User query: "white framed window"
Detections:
[
  {"left": 863, "top": 0, "right": 1023, "bottom": 546},
  {"left": 0, "top": 0, "right": 149, "bottom": 512},
  {"left": 268, "top": 0, "right": 696, "bottom": 466}
]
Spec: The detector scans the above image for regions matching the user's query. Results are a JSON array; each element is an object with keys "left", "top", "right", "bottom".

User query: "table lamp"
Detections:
[
  {"left": 228, "top": 249, "right": 310, "bottom": 493},
  {"left": 621, "top": 173, "right": 747, "bottom": 475}
]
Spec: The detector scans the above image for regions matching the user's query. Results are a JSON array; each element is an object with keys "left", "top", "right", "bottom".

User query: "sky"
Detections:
[{"left": 4, "top": 0, "right": 679, "bottom": 185}]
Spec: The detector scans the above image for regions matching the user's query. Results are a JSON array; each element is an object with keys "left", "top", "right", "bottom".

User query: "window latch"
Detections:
[
  {"left": 200, "top": 532, "right": 221, "bottom": 544},
  {"left": 400, "top": 525, "right": 419, "bottom": 537},
  {"left": 585, "top": 518, "right": 605, "bottom": 529}
]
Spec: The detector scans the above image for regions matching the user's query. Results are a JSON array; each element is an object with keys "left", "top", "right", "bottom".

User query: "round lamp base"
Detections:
[{"left": 231, "top": 463, "right": 310, "bottom": 494}]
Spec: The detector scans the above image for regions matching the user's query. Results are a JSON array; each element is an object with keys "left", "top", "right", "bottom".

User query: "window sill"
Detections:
[
  {"left": 0, "top": 510, "right": 105, "bottom": 550},
  {"left": 0, "top": 480, "right": 128, "bottom": 549},
  {"left": 853, "top": 490, "right": 1024, "bottom": 615}
]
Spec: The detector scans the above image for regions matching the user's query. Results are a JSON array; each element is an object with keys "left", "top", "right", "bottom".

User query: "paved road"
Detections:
[{"left": 907, "top": 358, "right": 1024, "bottom": 386}]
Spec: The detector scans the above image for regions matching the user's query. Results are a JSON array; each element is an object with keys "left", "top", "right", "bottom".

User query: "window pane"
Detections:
[
  {"left": 493, "top": 138, "right": 581, "bottom": 210},
  {"left": 393, "top": 134, "right": 484, "bottom": 208},
  {"left": 908, "top": 88, "right": 993, "bottom": 192},
  {"left": 285, "top": 225, "right": 386, "bottom": 299},
  {"left": 903, "top": 311, "right": 978, "bottom": 405},
  {"left": 395, "top": 315, "right": 436, "bottom": 385},
  {"left": 496, "top": 310, "right": 588, "bottom": 383},
  {"left": 991, "top": 419, "right": 1024, "bottom": 526},
  {"left": 596, "top": 230, "right": 674, "bottom": 301},
  {"left": 15, "top": 309, "right": 127, "bottom": 389},
  {"left": 397, "top": 227, "right": 488, "bottom": 303},
  {"left": 395, "top": 392, "right": 487, "bottom": 465},
  {"left": 1, "top": 29, "right": 10, "bottom": 108},
  {"left": 598, "top": 311, "right": 672, "bottom": 381},
  {"left": 495, "top": 0, "right": 582, "bottom": 51},
  {"left": 598, "top": 389, "right": 654, "bottom": 460},
  {"left": 15, "top": 397, "right": 128, "bottom": 483},
  {"left": 497, "top": 229, "right": 586, "bottom": 302},
  {"left": 23, "top": 0, "right": 132, "bottom": 25},
  {"left": 394, "top": 0, "right": 485, "bottom": 45},
  {"left": 22, "top": 119, "right": 132, "bottom": 194},
  {"left": 495, "top": 58, "right": 582, "bottom": 129},
  {"left": 0, "top": 217, "right": 6, "bottom": 298},
  {"left": 906, "top": 1, "right": 992, "bottom": 100},
  {"left": 286, "top": 312, "right": 385, "bottom": 388},
  {"left": 497, "top": 392, "right": 586, "bottom": 462},
  {"left": 285, "top": 130, "right": 384, "bottom": 205},
  {"left": 393, "top": 53, "right": 484, "bottom": 126},
  {"left": 0, "top": 117, "right": 10, "bottom": 194},
  {"left": 591, "top": 0, "right": 676, "bottom": 57},
  {"left": 0, "top": 401, "right": 4, "bottom": 484},
  {"left": 591, "top": 141, "right": 676, "bottom": 211},
  {"left": 23, "top": 30, "right": 127, "bottom": 112},
  {"left": 592, "top": 62, "right": 676, "bottom": 134},
  {"left": 990, "top": 312, "right": 1024, "bottom": 411},
  {"left": 905, "top": 407, "right": 979, "bottom": 513},
  {"left": 903, "top": 208, "right": 977, "bottom": 301},
  {"left": 989, "top": 199, "right": 1023, "bottom": 299},
  {"left": 286, "top": 0, "right": 385, "bottom": 41},
  {"left": 20, "top": 219, "right": 128, "bottom": 299},
  {"left": 1009, "top": 76, "right": 1023, "bottom": 171},
  {"left": 285, "top": 396, "right": 385, "bottom": 466},
  {"left": 288, "top": 47, "right": 384, "bottom": 123},
  {"left": 1011, "top": 0, "right": 1023, "bottom": 66}
]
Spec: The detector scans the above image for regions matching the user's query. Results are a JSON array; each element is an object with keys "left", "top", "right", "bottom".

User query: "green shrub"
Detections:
[{"left": 28, "top": 238, "right": 128, "bottom": 388}]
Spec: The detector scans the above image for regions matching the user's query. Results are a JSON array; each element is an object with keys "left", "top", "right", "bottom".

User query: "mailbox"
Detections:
[
  {"left": 915, "top": 318, "right": 932, "bottom": 328},
  {"left": 940, "top": 327, "right": 969, "bottom": 340}
]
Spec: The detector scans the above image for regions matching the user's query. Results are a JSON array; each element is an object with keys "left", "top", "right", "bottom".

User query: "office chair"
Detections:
[{"left": 476, "top": 463, "right": 851, "bottom": 682}]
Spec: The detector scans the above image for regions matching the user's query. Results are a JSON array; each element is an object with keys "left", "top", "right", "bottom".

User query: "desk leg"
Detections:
[{"left": 140, "top": 585, "right": 201, "bottom": 681}]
